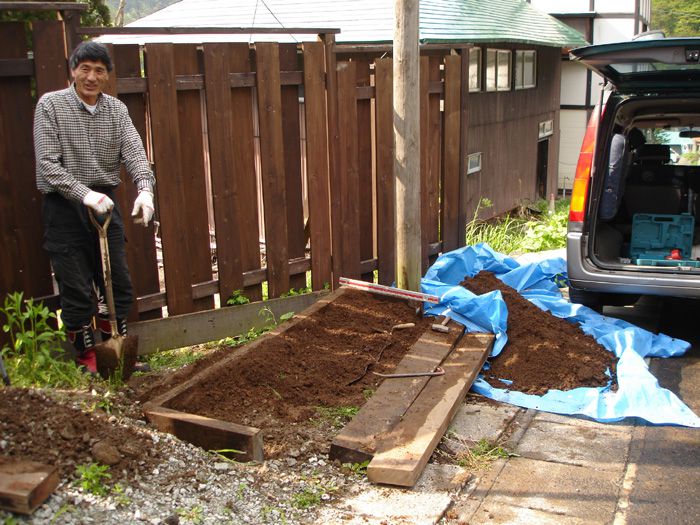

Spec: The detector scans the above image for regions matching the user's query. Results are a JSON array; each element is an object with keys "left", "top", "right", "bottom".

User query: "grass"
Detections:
[
  {"left": 465, "top": 198, "right": 570, "bottom": 255},
  {"left": 313, "top": 406, "right": 360, "bottom": 429},
  {"left": 145, "top": 346, "right": 209, "bottom": 371},
  {"left": 454, "top": 438, "right": 516, "bottom": 471}
]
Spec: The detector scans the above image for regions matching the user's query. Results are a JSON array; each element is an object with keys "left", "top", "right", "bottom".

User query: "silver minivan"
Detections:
[{"left": 566, "top": 37, "right": 700, "bottom": 308}]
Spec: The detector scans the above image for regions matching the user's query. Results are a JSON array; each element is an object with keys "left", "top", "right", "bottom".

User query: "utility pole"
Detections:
[{"left": 394, "top": 0, "right": 421, "bottom": 291}]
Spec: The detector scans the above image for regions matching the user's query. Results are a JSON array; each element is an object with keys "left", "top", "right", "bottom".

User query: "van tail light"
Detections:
[{"left": 569, "top": 104, "right": 602, "bottom": 224}]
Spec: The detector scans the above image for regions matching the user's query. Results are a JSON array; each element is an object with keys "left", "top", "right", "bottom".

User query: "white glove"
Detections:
[
  {"left": 83, "top": 190, "right": 114, "bottom": 215},
  {"left": 131, "top": 190, "right": 155, "bottom": 227}
]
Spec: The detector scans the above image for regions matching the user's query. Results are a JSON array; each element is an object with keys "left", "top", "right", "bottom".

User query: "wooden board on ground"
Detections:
[
  {"left": 329, "top": 320, "right": 465, "bottom": 464},
  {"left": 366, "top": 332, "right": 494, "bottom": 487},
  {"left": 0, "top": 459, "right": 58, "bottom": 515},
  {"left": 143, "top": 405, "right": 263, "bottom": 462}
]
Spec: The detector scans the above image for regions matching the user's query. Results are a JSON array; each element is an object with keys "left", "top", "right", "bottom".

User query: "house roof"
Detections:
[{"left": 105, "top": 0, "right": 587, "bottom": 48}]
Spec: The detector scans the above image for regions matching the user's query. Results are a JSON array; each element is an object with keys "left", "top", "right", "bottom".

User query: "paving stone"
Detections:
[
  {"left": 465, "top": 500, "right": 591, "bottom": 525},
  {"left": 448, "top": 402, "right": 520, "bottom": 445},
  {"left": 534, "top": 411, "right": 632, "bottom": 432},
  {"left": 481, "top": 457, "right": 622, "bottom": 522},
  {"left": 515, "top": 416, "right": 632, "bottom": 472},
  {"left": 314, "top": 464, "right": 463, "bottom": 524}
]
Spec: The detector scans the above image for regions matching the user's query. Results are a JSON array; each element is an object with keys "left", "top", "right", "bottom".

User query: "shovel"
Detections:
[{"left": 88, "top": 209, "right": 138, "bottom": 381}]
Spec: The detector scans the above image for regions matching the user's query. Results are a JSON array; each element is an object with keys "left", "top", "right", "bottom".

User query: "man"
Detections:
[{"left": 33, "top": 41, "right": 155, "bottom": 373}]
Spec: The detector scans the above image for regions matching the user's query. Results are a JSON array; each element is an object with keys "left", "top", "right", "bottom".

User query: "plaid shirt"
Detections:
[{"left": 34, "top": 84, "right": 154, "bottom": 202}]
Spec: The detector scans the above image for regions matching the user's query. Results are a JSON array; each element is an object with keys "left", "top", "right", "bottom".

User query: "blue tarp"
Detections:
[{"left": 421, "top": 243, "right": 700, "bottom": 428}]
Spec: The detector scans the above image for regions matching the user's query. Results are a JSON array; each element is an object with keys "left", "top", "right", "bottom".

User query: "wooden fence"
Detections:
[{"left": 0, "top": 19, "right": 464, "bottom": 321}]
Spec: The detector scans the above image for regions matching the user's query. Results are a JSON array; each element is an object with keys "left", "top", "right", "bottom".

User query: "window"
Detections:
[
  {"left": 538, "top": 120, "right": 553, "bottom": 139},
  {"left": 486, "top": 49, "right": 511, "bottom": 92},
  {"left": 467, "top": 152, "right": 482, "bottom": 174},
  {"left": 515, "top": 50, "right": 537, "bottom": 89},
  {"left": 469, "top": 47, "right": 481, "bottom": 92}
]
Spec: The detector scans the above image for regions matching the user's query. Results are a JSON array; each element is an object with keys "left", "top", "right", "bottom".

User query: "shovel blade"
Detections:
[{"left": 94, "top": 335, "right": 138, "bottom": 381}]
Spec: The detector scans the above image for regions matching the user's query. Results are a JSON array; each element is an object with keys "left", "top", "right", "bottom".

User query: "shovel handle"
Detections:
[{"left": 88, "top": 209, "right": 119, "bottom": 337}]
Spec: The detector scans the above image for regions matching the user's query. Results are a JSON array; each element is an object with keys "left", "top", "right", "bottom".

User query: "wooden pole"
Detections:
[{"left": 394, "top": 0, "right": 421, "bottom": 291}]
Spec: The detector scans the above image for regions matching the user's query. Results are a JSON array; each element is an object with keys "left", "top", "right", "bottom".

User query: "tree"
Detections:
[{"left": 651, "top": 0, "right": 700, "bottom": 37}]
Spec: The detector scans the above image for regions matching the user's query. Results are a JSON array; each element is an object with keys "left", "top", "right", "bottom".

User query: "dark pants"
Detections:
[{"left": 42, "top": 188, "right": 133, "bottom": 330}]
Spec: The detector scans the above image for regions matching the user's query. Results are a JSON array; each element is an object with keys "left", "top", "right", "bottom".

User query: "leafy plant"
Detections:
[
  {"left": 342, "top": 460, "right": 370, "bottom": 475},
  {"left": 226, "top": 289, "right": 250, "bottom": 306},
  {"left": 111, "top": 483, "right": 131, "bottom": 507},
  {"left": 313, "top": 406, "right": 359, "bottom": 429},
  {"left": 290, "top": 486, "right": 322, "bottom": 509},
  {"left": 0, "top": 292, "right": 87, "bottom": 388},
  {"left": 75, "top": 463, "right": 112, "bottom": 496},
  {"left": 281, "top": 287, "right": 312, "bottom": 297},
  {"left": 176, "top": 505, "right": 204, "bottom": 524}
]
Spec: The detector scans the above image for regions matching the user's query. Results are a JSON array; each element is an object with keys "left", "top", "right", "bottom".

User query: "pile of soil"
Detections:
[
  {"left": 148, "top": 289, "right": 432, "bottom": 457},
  {"left": 461, "top": 271, "right": 617, "bottom": 395},
  {"left": 0, "top": 388, "right": 163, "bottom": 481}
]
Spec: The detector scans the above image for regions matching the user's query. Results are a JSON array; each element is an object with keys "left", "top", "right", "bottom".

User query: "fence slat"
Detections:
[
  {"left": 301, "top": 42, "right": 332, "bottom": 290},
  {"left": 32, "top": 20, "right": 68, "bottom": 98},
  {"left": 420, "top": 56, "right": 430, "bottom": 271},
  {"left": 428, "top": 55, "right": 442, "bottom": 263},
  {"left": 228, "top": 44, "right": 263, "bottom": 302},
  {"left": 255, "top": 43, "right": 290, "bottom": 298},
  {"left": 355, "top": 57, "right": 374, "bottom": 282},
  {"left": 458, "top": 48, "right": 472, "bottom": 242},
  {"left": 442, "top": 55, "right": 461, "bottom": 253},
  {"left": 279, "top": 43, "right": 306, "bottom": 290},
  {"left": 374, "top": 58, "right": 395, "bottom": 286},
  {"left": 173, "top": 44, "right": 214, "bottom": 312},
  {"left": 0, "top": 22, "right": 53, "bottom": 304},
  {"left": 202, "top": 43, "right": 245, "bottom": 304},
  {"left": 145, "top": 43, "right": 194, "bottom": 315},
  {"left": 336, "top": 61, "right": 361, "bottom": 279}
]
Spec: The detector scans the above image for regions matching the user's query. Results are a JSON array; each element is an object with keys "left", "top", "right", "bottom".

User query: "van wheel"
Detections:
[{"left": 568, "top": 287, "right": 603, "bottom": 312}]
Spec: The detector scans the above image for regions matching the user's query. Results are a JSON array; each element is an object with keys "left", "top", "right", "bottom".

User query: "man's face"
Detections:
[{"left": 71, "top": 60, "right": 109, "bottom": 105}]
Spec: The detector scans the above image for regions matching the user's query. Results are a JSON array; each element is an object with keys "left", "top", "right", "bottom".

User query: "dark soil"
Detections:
[
  {"left": 0, "top": 388, "right": 164, "bottom": 482},
  {"left": 461, "top": 271, "right": 617, "bottom": 395},
  {"left": 140, "top": 289, "right": 432, "bottom": 457}
]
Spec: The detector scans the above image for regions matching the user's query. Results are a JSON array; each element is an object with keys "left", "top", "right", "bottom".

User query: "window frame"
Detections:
[
  {"left": 486, "top": 48, "right": 512, "bottom": 92},
  {"left": 467, "top": 152, "right": 482, "bottom": 175},
  {"left": 515, "top": 50, "right": 537, "bottom": 90},
  {"left": 469, "top": 47, "right": 482, "bottom": 92}
]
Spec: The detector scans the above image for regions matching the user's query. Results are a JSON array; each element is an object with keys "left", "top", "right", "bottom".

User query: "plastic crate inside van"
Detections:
[{"left": 629, "top": 213, "right": 695, "bottom": 260}]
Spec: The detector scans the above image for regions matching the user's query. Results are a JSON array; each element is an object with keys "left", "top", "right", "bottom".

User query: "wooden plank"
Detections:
[
  {"left": 419, "top": 56, "right": 430, "bottom": 271},
  {"left": 279, "top": 43, "right": 306, "bottom": 290},
  {"left": 441, "top": 55, "right": 461, "bottom": 253},
  {"left": 301, "top": 42, "right": 332, "bottom": 290},
  {"left": 322, "top": 33, "right": 343, "bottom": 287},
  {"left": 173, "top": 44, "right": 214, "bottom": 312},
  {"left": 130, "top": 290, "right": 326, "bottom": 354},
  {"left": 427, "top": 55, "right": 442, "bottom": 266},
  {"left": 0, "top": 23, "right": 53, "bottom": 306},
  {"left": 145, "top": 43, "right": 194, "bottom": 314},
  {"left": 0, "top": 58, "right": 33, "bottom": 76},
  {"left": 228, "top": 44, "right": 262, "bottom": 302},
  {"left": 367, "top": 333, "right": 494, "bottom": 487},
  {"left": 111, "top": 44, "right": 161, "bottom": 321},
  {"left": 374, "top": 58, "right": 395, "bottom": 286},
  {"left": 458, "top": 48, "right": 471, "bottom": 244},
  {"left": 329, "top": 321, "right": 464, "bottom": 464},
  {"left": 255, "top": 43, "right": 290, "bottom": 298},
  {"left": 336, "top": 60, "right": 361, "bottom": 278},
  {"left": 0, "top": 459, "right": 58, "bottom": 515},
  {"left": 355, "top": 57, "right": 374, "bottom": 282},
  {"left": 203, "top": 43, "right": 246, "bottom": 304},
  {"left": 143, "top": 405, "right": 263, "bottom": 462},
  {"left": 32, "top": 20, "right": 67, "bottom": 98}
]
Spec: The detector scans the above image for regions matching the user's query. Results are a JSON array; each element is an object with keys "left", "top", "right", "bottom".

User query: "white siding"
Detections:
[
  {"left": 593, "top": 0, "right": 636, "bottom": 13},
  {"left": 558, "top": 110, "right": 588, "bottom": 190},
  {"left": 594, "top": 17, "right": 636, "bottom": 44},
  {"left": 560, "top": 61, "right": 588, "bottom": 106},
  {"left": 530, "top": 0, "right": 590, "bottom": 13}
]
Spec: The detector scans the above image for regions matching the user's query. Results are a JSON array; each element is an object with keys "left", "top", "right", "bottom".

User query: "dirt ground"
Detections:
[{"left": 461, "top": 271, "right": 617, "bottom": 395}]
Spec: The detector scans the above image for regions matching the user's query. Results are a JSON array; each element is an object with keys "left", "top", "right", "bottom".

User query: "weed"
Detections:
[
  {"left": 313, "top": 406, "right": 359, "bottom": 429},
  {"left": 362, "top": 388, "right": 374, "bottom": 400},
  {"left": 0, "top": 292, "right": 88, "bottom": 388},
  {"left": 75, "top": 462, "right": 112, "bottom": 496},
  {"left": 176, "top": 505, "right": 204, "bottom": 524},
  {"left": 49, "top": 504, "right": 75, "bottom": 523},
  {"left": 226, "top": 289, "right": 251, "bottom": 306},
  {"left": 290, "top": 486, "right": 321, "bottom": 509},
  {"left": 146, "top": 346, "right": 208, "bottom": 371},
  {"left": 82, "top": 392, "right": 114, "bottom": 414},
  {"left": 342, "top": 460, "right": 370, "bottom": 475},
  {"left": 111, "top": 483, "right": 131, "bottom": 507},
  {"left": 455, "top": 438, "right": 517, "bottom": 471},
  {"left": 209, "top": 448, "right": 245, "bottom": 463},
  {"left": 2, "top": 516, "right": 21, "bottom": 525},
  {"left": 236, "top": 481, "right": 248, "bottom": 500},
  {"left": 281, "top": 287, "right": 312, "bottom": 297}
]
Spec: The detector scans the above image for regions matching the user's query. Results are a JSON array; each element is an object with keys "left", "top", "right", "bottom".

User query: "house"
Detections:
[
  {"left": 528, "top": 0, "right": 652, "bottom": 191},
  {"left": 104, "top": 0, "right": 587, "bottom": 218}
]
